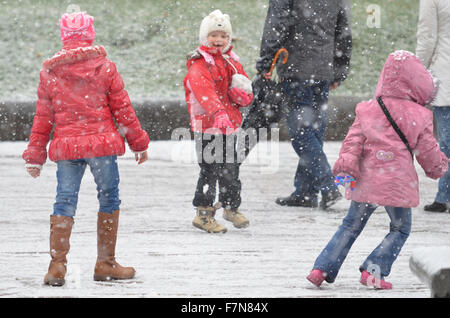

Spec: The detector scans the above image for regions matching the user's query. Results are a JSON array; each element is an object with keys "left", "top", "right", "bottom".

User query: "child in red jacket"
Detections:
[
  {"left": 22, "top": 12, "right": 149, "bottom": 286},
  {"left": 184, "top": 10, "right": 253, "bottom": 233}
]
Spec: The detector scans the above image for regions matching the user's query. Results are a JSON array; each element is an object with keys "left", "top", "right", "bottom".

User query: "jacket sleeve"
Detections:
[
  {"left": 256, "top": 0, "right": 292, "bottom": 74},
  {"left": 22, "top": 70, "right": 54, "bottom": 166},
  {"left": 333, "top": 1, "right": 352, "bottom": 84},
  {"left": 416, "top": 0, "right": 438, "bottom": 68},
  {"left": 107, "top": 62, "right": 149, "bottom": 153},
  {"left": 186, "top": 61, "right": 226, "bottom": 115},
  {"left": 332, "top": 113, "right": 365, "bottom": 179},
  {"left": 415, "top": 113, "right": 449, "bottom": 179}
]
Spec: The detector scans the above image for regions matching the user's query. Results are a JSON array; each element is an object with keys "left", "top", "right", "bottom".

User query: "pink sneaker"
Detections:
[
  {"left": 307, "top": 269, "right": 327, "bottom": 287},
  {"left": 360, "top": 270, "right": 393, "bottom": 290}
]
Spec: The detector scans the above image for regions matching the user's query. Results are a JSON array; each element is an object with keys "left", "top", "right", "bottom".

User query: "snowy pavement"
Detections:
[{"left": 0, "top": 140, "right": 449, "bottom": 298}]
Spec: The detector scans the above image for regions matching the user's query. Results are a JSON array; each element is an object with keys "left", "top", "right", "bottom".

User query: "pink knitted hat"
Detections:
[{"left": 59, "top": 12, "right": 95, "bottom": 44}]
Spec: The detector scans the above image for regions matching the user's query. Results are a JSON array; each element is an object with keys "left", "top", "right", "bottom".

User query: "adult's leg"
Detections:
[
  {"left": 311, "top": 81, "right": 339, "bottom": 198},
  {"left": 434, "top": 106, "right": 450, "bottom": 205},
  {"left": 283, "top": 81, "right": 337, "bottom": 202},
  {"left": 284, "top": 80, "right": 318, "bottom": 201}
]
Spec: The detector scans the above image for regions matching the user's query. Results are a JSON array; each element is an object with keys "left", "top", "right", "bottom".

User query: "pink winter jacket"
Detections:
[
  {"left": 23, "top": 42, "right": 149, "bottom": 166},
  {"left": 333, "top": 50, "right": 449, "bottom": 208}
]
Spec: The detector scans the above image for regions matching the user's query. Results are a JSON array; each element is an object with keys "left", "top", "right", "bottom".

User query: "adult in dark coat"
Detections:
[{"left": 256, "top": 0, "right": 352, "bottom": 209}]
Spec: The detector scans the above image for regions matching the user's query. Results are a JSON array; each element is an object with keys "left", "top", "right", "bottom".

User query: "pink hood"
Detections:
[{"left": 375, "top": 50, "right": 438, "bottom": 106}]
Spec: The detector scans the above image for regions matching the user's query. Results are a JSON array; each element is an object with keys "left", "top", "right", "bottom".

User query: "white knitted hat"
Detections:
[{"left": 199, "top": 10, "right": 232, "bottom": 47}]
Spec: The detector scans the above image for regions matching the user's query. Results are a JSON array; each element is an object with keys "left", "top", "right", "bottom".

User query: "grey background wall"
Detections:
[{"left": 0, "top": 95, "right": 367, "bottom": 142}]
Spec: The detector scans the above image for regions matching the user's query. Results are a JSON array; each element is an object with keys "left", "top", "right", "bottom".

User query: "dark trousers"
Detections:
[{"left": 193, "top": 133, "right": 241, "bottom": 210}]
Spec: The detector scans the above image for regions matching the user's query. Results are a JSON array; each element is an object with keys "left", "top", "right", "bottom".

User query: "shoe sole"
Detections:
[
  {"left": 360, "top": 280, "right": 392, "bottom": 290},
  {"left": 234, "top": 222, "right": 249, "bottom": 229},
  {"left": 223, "top": 216, "right": 249, "bottom": 229},
  {"left": 360, "top": 277, "right": 392, "bottom": 290},
  {"left": 424, "top": 208, "right": 448, "bottom": 212},
  {"left": 320, "top": 196, "right": 343, "bottom": 210},
  {"left": 276, "top": 200, "right": 318, "bottom": 208},
  {"left": 275, "top": 200, "right": 287, "bottom": 206},
  {"left": 306, "top": 275, "right": 323, "bottom": 288},
  {"left": 44, "top": 277, "right": 65, "bottom": 287},
  {"left": 228, "top": 222, "right": 249, "bottom": 229},
  {"left": 93, "top": 274, "right": 135, "bottom": 281},
  {"left": 192, "top": 222, "right": 227, "bottom": 233},
  {"left": 424, "top": 202, "right": 448, "bottom": 212}
]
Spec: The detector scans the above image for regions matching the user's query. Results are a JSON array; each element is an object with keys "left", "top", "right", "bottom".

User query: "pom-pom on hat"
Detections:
[
  {"left": 199, "top": 10, "right": 232, "bottom": 47},
  {"left": 59, "top": 11, "right": 95, "bottom": 44}
]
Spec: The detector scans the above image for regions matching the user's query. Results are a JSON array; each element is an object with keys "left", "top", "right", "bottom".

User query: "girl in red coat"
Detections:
[
  {"left": 184, "top": 10, "right": 254, "bottom": 233},
  {"left": 22, "top": 12, "right": 149, "bottom": 286}
]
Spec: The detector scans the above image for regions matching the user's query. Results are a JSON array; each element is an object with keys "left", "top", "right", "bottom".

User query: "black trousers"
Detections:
[{"left": 193, "top": 133, "right": 241, "bottom": 210}]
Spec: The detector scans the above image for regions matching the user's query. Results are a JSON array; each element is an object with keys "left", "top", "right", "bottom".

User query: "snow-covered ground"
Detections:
[{"left": 0, "top": 140, "right": 448, "bottom": 298}]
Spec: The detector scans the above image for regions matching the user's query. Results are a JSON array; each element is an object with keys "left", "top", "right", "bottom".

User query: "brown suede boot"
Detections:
[
  {"left": 44, "top": 215, "right": 74, "bottom": 286},
  {"left": 94, "top": 210, "right": 135, "bottom": 281},
  {"left": 223, "top": 208, "right": 250, "bottom": 228},
  {"left": 192, "top": 205, "right": 227, "bottom": 233}
]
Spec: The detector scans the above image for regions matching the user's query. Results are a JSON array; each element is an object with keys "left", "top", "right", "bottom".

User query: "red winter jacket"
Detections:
[
  {"left": 23, "top": 42, "right": 149, "bottom": 166},
  {"left": 184, "top": 45, "right": 253, "bottom": 133}
]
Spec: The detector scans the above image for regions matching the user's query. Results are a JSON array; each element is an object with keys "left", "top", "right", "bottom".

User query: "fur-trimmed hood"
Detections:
[
  {"left": 43, "top": 45, "right": 107, "bottom": 75},
  {"left": 186, "top": 45, "right": 239, "bottom": 64}
]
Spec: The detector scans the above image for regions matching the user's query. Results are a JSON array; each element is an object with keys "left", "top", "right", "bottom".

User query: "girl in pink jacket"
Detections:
[{"left": 307, "top": 50, "right": 449, "bottom": 290}]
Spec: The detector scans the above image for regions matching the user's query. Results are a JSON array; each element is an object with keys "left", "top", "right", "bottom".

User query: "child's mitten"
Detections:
[
  {"left": 229, "top": 74, "right": 253, "bottom": 106},
  {"left": 334, "top": 174, "right": 356, "bottom": 191},
  {"left": 213, "top": 110, "right": 235, "bottom": 133},
  {"left": 231, "top": 74, "right": 252, "bottom": 94},
  {"left": 229, "top": 87, "right": 253, "bottom": 106}
]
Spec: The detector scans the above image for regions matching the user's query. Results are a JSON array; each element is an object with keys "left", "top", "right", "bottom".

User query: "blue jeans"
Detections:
[
  {"left": 281, "top": 80, "right": 338, "bottom": 203},
  {"left": 313, "top": 201, "right": 411, "bottom": 282},
  {"left": 53, "top": 156, "right": 121, "bottom": 218},
  {"left": 433, "top": 106, "right": 450, "bottom": 204}
]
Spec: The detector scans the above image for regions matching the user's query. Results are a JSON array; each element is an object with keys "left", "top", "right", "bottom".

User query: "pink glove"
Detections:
[
  {"left": 228, "top": 87, "right": 253, "bottom": 107},
  {"left": 213, "top": 110, "right": 235, "bottom": 134}
]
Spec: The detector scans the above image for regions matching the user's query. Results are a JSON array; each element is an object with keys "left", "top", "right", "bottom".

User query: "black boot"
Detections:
[
  {"left": 320, "top": 190, "right": 343, "bottom": 210},
  {"left": 275, "top": 194, "right": 318, "bottom": 208},
  {"left": 424, "top": 201, "right": 448, "bottom": 213}
]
